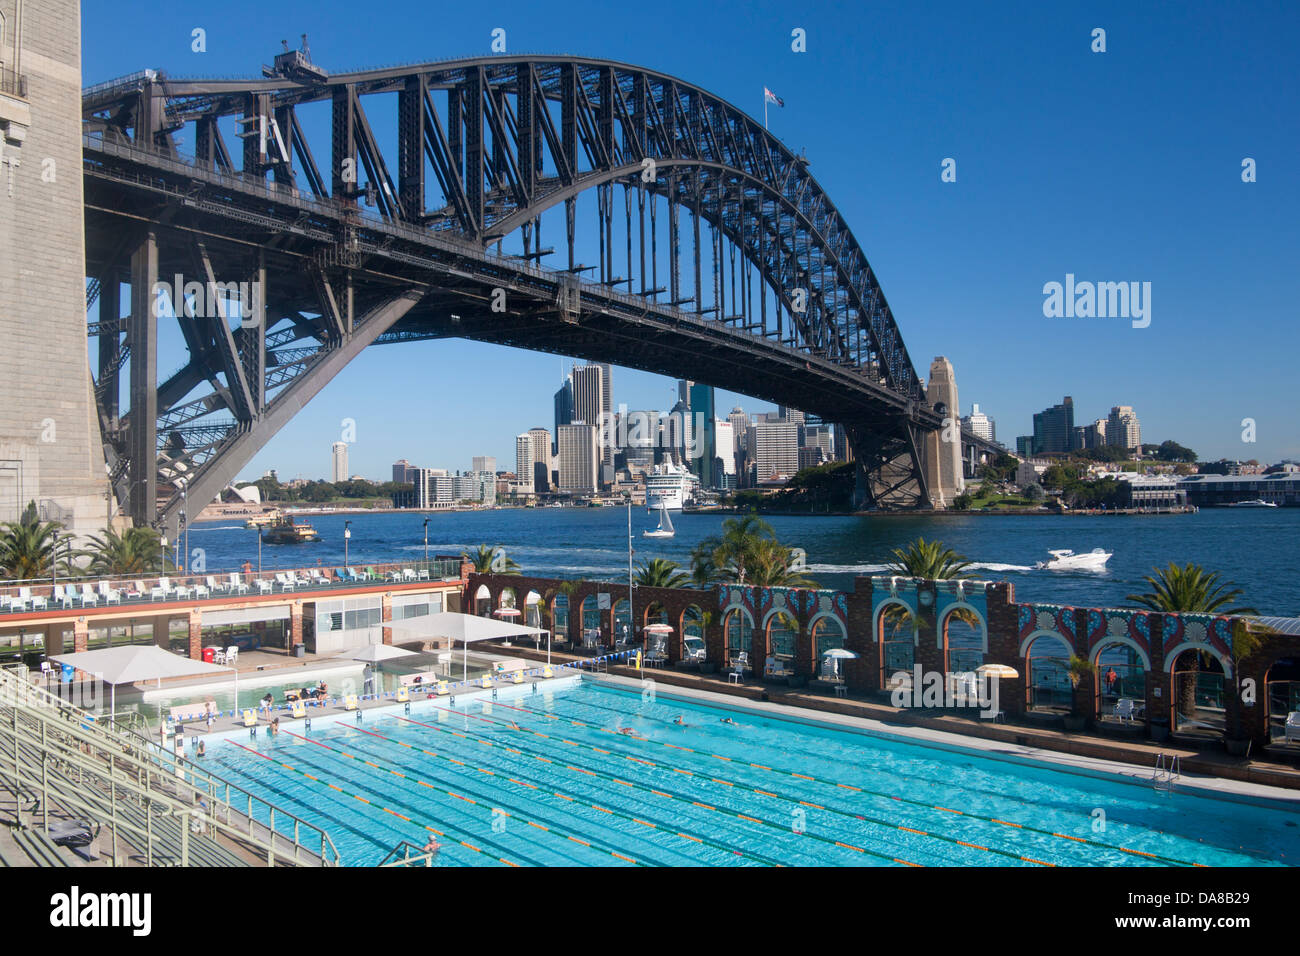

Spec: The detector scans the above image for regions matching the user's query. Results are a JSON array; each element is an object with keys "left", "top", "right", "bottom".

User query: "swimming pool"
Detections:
[{"left": 202, "top": 677, "right": 1300, "bottom": 867}]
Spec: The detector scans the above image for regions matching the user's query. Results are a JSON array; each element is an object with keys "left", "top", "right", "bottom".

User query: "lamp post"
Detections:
[
  {"left": 182, "top": 485, "right": 189, "bottom": 572},
  {"left": 626, "top": 494, "right": 635, "bottom": 660},
  {"left": 344, "top": 520, "right": 352, "bottom": 568},
  {"left": 423, "top": 516, "right": 429, "bottom": 569}
]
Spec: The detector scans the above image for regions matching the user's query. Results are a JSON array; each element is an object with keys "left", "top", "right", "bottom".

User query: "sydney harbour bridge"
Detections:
[{"left": 80, "top": 46, "right": 997, "bottom": 533}]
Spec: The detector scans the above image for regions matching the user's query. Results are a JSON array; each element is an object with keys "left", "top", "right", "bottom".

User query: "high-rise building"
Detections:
[
  {"left": 715, "top": 419, "right": 736, "bottom": 476},
  {"left": 471, "top": 456, "right": 496, "bottom": 475},
  {"left": 392, "top": 459, "right": 412, "bottom": 484},
  {"left": 687, "top": 382, "right": 716, "bottom": 488},
  {"left": 1074, "top": 419, "right": 1107, "bottom": 450},
  {"left": 778, "top": 405, "right": 806, "bottom": 425},
  {"left": 570, "top": 365, "right": 604, "bottom": 429},
  {"left": 594, "top": 363, "right": 612, "bottom": 470},
  {"left": 331, "top": 442, "right": 349, "bottom": 483},
  {"left": 1016, "top": 436, "right": 1033, "bottom": 457},
  {"left": 962, "top": 404, "right": 996, "bottom": 443},
  {"left": 553, "top": 378, "right": 573, "bottom": 453},
  {"left": 557, "top": 423, "right": 599, "bottom": 494},
  {"left": 410, "top": 468, "right": 453, "bottom": 509},
  {"left": 747, "top": 421, "right": 800, "bottom": 483},
  {"left": 515, "top": 435, "right": 534, "bottom": 493},
  {"left": 527, "top": 427, "right": 551, "bottom": 492},
  {"left": 1031, "top": 397, "right": 1075, "bottom": 455},
  {"left": 1107, "top": 406, "right": 1141, "bottom": 450},
  {"left": 803, "top": 424, "right": 835, "bottom": 460}
]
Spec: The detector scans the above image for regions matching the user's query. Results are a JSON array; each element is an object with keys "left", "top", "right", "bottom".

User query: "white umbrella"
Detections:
[
  {"left": 643, "top": 623, "right": 674, "bottom": 634},
  {"left": 493, "top": 607, "right": 522, "bottom": 617},
  {"left": 977, "top": 663, "right": 1019, "bottom": 679},
  {"left": 820, "top": 647, "right": 859, "bottom": 680}
]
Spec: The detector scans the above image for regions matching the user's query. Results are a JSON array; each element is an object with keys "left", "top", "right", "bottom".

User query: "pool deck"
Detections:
[{"left": 482, "top": 643, "right": 1300, "bottom": 801}]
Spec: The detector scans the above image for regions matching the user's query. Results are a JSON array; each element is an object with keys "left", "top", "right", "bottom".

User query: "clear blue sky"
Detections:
[{"left": 82, "top": 1, "right": 1300, "bottom": 479}]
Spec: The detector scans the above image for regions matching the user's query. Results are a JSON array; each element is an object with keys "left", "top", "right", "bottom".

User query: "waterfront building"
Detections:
[
  {"left": 515, "top": 434, "right": 534, "bottom": 493},
  {"left": 961, "top": 404, "right": 996, "bottom": 443},
  {"left": 331, "top": 442, "right": 349, "bottom": 483},
  {"left": 1031, "top": 397, "right": 1074, "bottom": 455},
  {"left": 1107, "top": 406, "right": 1141, "bottom": 450},
  {"left": 392, "top": 459, "right": 413, "bottom": 484},
  {"left": 1178, "top": 472, "right": 1300, "bottom": 507},
  {"left": 410, "top": 467, "right": 454, "bottom": 509},
  {"left": 557, "top": 423, "right": 599, "bottom": 494},
  {"left": 1016, "top": 459, "right": 1048, "bottom": 488},
  {"left": 748, "top": 421, "right": 800, "bottom": 484}
]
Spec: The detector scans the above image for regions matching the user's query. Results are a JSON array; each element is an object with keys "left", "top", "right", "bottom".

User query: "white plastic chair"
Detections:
[
  {"left": 79, "top": 585, "right": 98, "bottom": 607},
  {"left": 225, "top": 646, "right": 239, "bottom": 665},
  {"left": 99, "top": 580, "right": 121, "bottom": 605},
  {"left": 256, "top": 578, "right": 273, "bottom": 594},
  {"left": 211, "top": 648, "right": 226, "bottom": 665},
  {"left": 53, "top": 585, "right": 71, "bottom": 609},
  {"left": 1114, "top": 698, "right": 1137, "bottom": 723},
  {"left": 27, "top": 588, "right": 47, "bottom": 611}
]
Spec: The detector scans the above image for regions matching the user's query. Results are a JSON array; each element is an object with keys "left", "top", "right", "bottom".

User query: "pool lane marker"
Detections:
[
  {"left": 399, "top": 711, "right": 921, "bottom": 868},
  {"left": 282, "top": 729, "right": 650, "bottom": 868},
  {"left": 334, "top": 720, "right": 785, "bottom": 868},
  {"left": 495, "top": 699, "right": 1206, "bottom": 868},
  {"left": 225, "top": 738, "right": 520, "bottom": 867}
]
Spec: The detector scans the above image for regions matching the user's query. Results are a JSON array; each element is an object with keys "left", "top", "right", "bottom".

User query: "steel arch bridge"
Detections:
[{"left": 81, "top": 50, "right": 993, "bottom": 532}]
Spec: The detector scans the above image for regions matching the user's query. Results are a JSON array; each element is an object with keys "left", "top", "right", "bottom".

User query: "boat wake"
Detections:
[{"left": 807, "top": 561, "right": 1037, "bottom": 574}]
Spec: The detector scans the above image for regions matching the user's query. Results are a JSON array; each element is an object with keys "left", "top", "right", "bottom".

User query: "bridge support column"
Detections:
[
  {"left": 128, "top": 230, "right": 158, "bottom": 527},
  {"left": 921, "top": 357, "right": 964, "bottom": 508}
]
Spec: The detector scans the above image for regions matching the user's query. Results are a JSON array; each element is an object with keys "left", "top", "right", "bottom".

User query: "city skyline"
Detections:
[{"left": 76, "top": 1, "right": 1299, "bottom": 482}]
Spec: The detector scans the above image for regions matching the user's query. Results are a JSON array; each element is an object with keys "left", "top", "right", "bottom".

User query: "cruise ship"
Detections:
[{"left": 644, "top": 462, "right": 698, "bottom": 510}]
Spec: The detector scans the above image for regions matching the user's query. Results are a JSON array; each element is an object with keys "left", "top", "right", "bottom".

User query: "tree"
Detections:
[
  {"left": 886, "top": 538, "right": 972, "bottom": 580},
  {"left": 81, "top": 526, "right": 169, "bottom": 576},
  {"left": 746, "top": 537, "right": 817, "bottom": 587},
  {"left": 634, "top": 557, "right": 690, "bottom": 589},
  {"left": 0, "top": 503, "right": 67, "bottom": 580},
  {"left": 1153, "top": 440, "right": 1197, "bottom": 463},
  {"left": 1126, "top": 563, "right": 1256, "bottom": 615},
  {"left": 690, "top": 514, "right": 815, "bottom": 587},
  {"left": 463, "top": 544, "right": 519, "bottom": 574},
  {"left": 952, "top": 492, "right": 972, "bottom": 511},
  {"left": 1022, "top": 483, "right": 1045, "bottom": 502},
  {"left": 1067, "top": 655, "right": 1096, "bottom": 720}
]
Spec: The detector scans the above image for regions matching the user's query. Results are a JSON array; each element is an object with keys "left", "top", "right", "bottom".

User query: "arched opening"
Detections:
[
  {"left": 643, "top": 602, "right": 667, "bottom": 627},
  {"left": 551, "top": 593, "right": 569, "bottom": 645},
  {"left": 941, "top": 605, "right": 986, "bottom": 675},
  {"left": 877, "top": 602, "right": 916, "bottom": 689},
  {"left": 498, "top": 587, "right": 517, "bottom": 610},
  {"left": 812, "top": 616, "right": 846, "bottom": 681},
  {"left": 1266, "top": 657, "right": 1300, "bottom": 746},
  {"left": 681, "top": 605, "right": 706, "bottom": 663},
  {"left": 473, "top": 583, "right": 490, "bottom": 617},
  {"left": 1170, "top": 646, "right": 1227, "bottom": 738},
  {"left": 581, "top": 595, "right": 601, "bottom": 650},
  {"left": 523, "top": 590, "right": 542, "bottom": 629},
  {"left": 1093, "top": 640, "right": 1148, "bottom": 722},
  {"left": 613, "top": 598, "right": 632, "bottom": 647},
  {"left": 1024, "top": 633, "right": 1072, "bottom": 713},
  {"left": 724, "top": 608, "right": 753, "bottom": 669},
  {"left": 765, "top": 612, "right": 797, "bottom": 676}
]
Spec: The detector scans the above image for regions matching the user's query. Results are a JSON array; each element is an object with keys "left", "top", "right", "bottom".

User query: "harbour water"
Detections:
[{"left": 188, "top": 507, "right": 1299, "bottom": 615}]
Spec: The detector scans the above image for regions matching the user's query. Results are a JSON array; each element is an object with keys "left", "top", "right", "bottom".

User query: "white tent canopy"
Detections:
[
  {"left": 50, "top": 645, "right": 234, "bottom": 720},
  {"left": 350, "top": 643, "right": 417, "bottom": 663},
  {"left": 386, "top": 612, "right": 553, "bottom": 676}
]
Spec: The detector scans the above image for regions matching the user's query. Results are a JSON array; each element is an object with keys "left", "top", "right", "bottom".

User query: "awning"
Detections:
[
  {"left": 50, "top": 645, "right": 231, "bottom": 685},
  {"left": 350, "top": 643, "right": 418, "bottom": 663},
  {"left": 386, "top": 611, "right": 548, "bottom": 645}
]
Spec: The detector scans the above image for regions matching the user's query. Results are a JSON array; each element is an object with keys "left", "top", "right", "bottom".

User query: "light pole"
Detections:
[
  {"left": 423, "top": 516, "right": 429, "bottom": 569},
  {"left": 182, "top": 486, "right": 189, "bottom": 572},
  {"left": 626, "top": 494, "right": 635, "bottom": 660},
  {"left": 344, "top": 520, "right": 352, "bottom": 568},
  {"left": 257, "top": 526, "right": 262, "bottom": 575}
]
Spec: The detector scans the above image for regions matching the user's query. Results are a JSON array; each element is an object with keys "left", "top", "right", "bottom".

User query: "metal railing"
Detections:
[
  {"left": 0, "top": 666, "right": 339, "bottom": 865},
  {"left": 377, "top": 839, "right": 439, "bottom": 867},
  {"left": 0, "top": 69, "right": 27, "bottom": 98}
]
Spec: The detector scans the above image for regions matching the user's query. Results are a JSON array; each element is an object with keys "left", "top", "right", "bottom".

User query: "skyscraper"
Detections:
[
  {"left": 1032, "top": 397, "right": 1075, "bottom": 455},
  {"left": 515, "top": 435, "right": 534, "bottom": 493},
  {"left": 961, "top": 404, "right": 996, "bottom": 443},
  {"left": 570, "top": 364, "right": 604, "bottom": 426},
  {"left": 747, "top": 421, "right": 800, "bottom": 483},
  {"left": 331, "top": 442, "right": 349, "bottom": 483},
  {"left": 688, "top": 382, "right": 716, "bottom": 488},
  {"left": 558, "top": 423, "right": 599, "bottom": 493},
  {"left": 715, "top": 419, "right": 736, "bottom": 476},
  {"left": 527, "top": 427, "right": 551, "bottom": 492},
  {"left": 1107, "top": 406, "right": 1141, "bottom": 450},
  {"left": 471, "top": 456, "right": 496, "bottom": 475},
  {"left": 392, "top": 459, "right": 412, "bottom": 484},
  {"left": 553, "top": 378, "right": 573, "bottom": 453}
]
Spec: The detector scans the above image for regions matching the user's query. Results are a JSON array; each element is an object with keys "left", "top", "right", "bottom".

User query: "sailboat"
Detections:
[{"left": 642, "top": 502, "right": 676, "bottom": 538}]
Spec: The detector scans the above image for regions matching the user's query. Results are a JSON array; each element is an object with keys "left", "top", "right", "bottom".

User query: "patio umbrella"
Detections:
[
  {"left": 977, "top": 663, "right": 1019, "bottom": 679},
  {"left": 493, "top": 608, "right": 522, "bottom": 617},
  {"left": 820, "top": 647, "right": 859, "bottom": 679},
  {"left": 643, "top": 624, "right": 674, "bottom": 634}
]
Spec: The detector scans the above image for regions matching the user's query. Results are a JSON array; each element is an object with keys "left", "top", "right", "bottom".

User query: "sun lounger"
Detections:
[
  {"left": 53, "top": 585, "right": 72, "bottom": 609},
  {"left": 229, "top": 573, "right": 248, "bottom": 595},
  {"left": 256, "top": 578, "right": 273, "bottom": 594},
  {"left": 99, "top": 581, "right": 121, "bottom": 605},
  {"left": 207, "top": 575, "right": 227, "bottom": 594}
]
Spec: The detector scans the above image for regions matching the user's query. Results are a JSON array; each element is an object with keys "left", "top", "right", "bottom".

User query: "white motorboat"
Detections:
[
  {"left": 1035, "top": 548, "right": 1112, "bottom": 571},
  {"left": 1227, "top": 499, "right": 1278, "bottom": 508},
  {"left": 642, "top": 502, "right": 676, "bottom": 538}
]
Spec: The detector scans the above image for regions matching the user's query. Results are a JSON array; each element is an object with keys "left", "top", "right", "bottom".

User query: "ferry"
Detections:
[
  {"left": 644, "top": 462, "right": 697, "bottom": 511},
  {"left": 244, "top": 509, "right": 282, "bottom": 529},
  {"left": 1226, "top": 499, "right": 1278, "bottom": 508},
  {"left": 261, "top": 515, "right": 320, "bottom": 544}
]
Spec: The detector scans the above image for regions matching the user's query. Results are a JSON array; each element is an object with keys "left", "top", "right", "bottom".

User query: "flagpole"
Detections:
[{"left": 764, "top": 94, "right": 768, "bottom": 130}]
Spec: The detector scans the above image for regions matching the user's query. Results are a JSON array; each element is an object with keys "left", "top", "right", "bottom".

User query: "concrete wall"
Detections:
[{"left": 0, "top": 0, "right": 108, "bottom": 534}]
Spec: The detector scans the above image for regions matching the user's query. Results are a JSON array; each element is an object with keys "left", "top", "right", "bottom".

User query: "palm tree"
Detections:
[
  {"left": 0, "top": 503, "right": 67, "bottom": 580},
  {"left": 634, "top": 557, "right": 690, "bottom": 589},
  {"left": 81, "top": 526, "right": 168, "bottom": 576},
  {"left": 463, "top": 544, "right": 519, "bottom": 574},
  {"left": 886, "top": 538, "right": 973, "bottom": 580},
  {"left": 1127, "top": 562, "right": 1256, "bottom": 726},
  {"left": 688, "top": 541, "right": 720, "bottom": 587},
  {"left": 1126, "top": 563, "right": 1256, "bottom": 615},
  {"left": 746, "top": 537, "right": 818, "bottom": 587}
]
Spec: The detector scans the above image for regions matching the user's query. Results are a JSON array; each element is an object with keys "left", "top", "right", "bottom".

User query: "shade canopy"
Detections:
[
  {"left": 643, "top": 623, "right": 674, "bottom": 634},
  {"left": 977, "top": 663, "right": 1020, "bottom": 679},
  {"left": 350, "top": 643, "right": 418, "bottom": 663},
  {"left": 821, "top": 648, "right": 860, "bottom": 659},
  {"left": 493, "top": 608, "right": 522, "bottom": 617},
  {"left": 49, "top": 645, "right": 231, "bottom": 686},
  {"left": 387, "top": 611, "right": 548, "bottom": 645}
]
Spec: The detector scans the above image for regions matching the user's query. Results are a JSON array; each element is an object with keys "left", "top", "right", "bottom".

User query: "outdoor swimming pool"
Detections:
[{"left": 202, "top": 678, "right": 1300, "bottom": 867}]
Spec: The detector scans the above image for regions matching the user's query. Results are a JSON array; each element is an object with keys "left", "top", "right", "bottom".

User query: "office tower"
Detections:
[
  {"left": 961, "top": 404, "right": 996, "bottom": 443},
  {"left": 778, "top": 405, "right": 806, "bottom": 425},
  {"left": 1016, "top": 436, "right": 1033, "bottom": 457},
  {"left": 471, "top": 456, "right": 496, "bottom": 475},
  {"left": 410, "top": 468, "right": 453, "bottom": 509},
  {"left": 747, "top": 421, "right": 800, "bottom": 482},
  {"left": 688, "top": 382, "right": 716, "bottom": 487},
  {"left": 392, "top": 459, "right": 412, "bottom": 484},
  {"left": 833, "top": 424, "right": 851, "bottom": 462},
  {"left": 728, "top": 407, "right": 749, "bottom": 459},
  {"left": 666, "top": 399, "right": 692, "bottom": 465},
  {"left": 558, "top": 423, "right": 599, "bottom": 493},
  {"left": 677, "top": 379, "right": 693, "bottom": 405},
  {"left": 331, "top": 441, "right": 349, "bottom": 483},
  {"left": 803, "top": 424, "right": 834, "bottom": 460},
  {"left": 526, "top": 427, "right": 551, "bottom": 492},
  {"left": 799, "top": 446, "right": 829, "bottom": 470},
  {"left": 515, "top": 434, "right": 534, "bottom": 493},
  {"left": 1107, "top": 406, "right": 1141, "bottom": 450},
  {"left": 715, "top": 419, "right": 736, "bottom": 476},
  {"left": 570, "top": 365, "right": 604, "bottom": 428},
  {"left": 1031, "top": 396, "right": 1075, "bottom": 455},
  {"left": 553, "top": 378, "right": 574, "bottom": 453},
  {"left": 1074, "top": 419, "right": 1107, "bottom": 450}
]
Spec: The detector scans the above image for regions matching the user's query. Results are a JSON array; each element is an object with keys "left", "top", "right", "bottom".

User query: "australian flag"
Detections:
[{"left": 764, "top": 87, "right": 785, "bottom": 108}]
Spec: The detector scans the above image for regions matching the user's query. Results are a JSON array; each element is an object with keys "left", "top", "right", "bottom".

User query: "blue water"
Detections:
[
  {"left": 203, "top": 680, "right": 1300, "bottom": 867},
  {"left": 190, "top": 506, "right": 1299, "bottom": 615}
]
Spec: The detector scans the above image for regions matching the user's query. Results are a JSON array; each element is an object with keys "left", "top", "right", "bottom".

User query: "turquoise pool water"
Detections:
[{"left": 203, "top": 679, "right": 1300, "bottom": 867}]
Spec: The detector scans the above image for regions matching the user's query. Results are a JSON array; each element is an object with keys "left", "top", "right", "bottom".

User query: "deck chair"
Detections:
[
  {"left": 229, "top": 573, "right": 248, "bottom": 594},
  {"left": 79, "top": 584, "right": 98, "bottom": 607},
  {"left": 1114, "top": 698, "right": 1137, "bottom": 722},
  {"left": 99, "top": 580, "right": 121, "bottom": 604},
  {"left": 53, "top": 585, "right": 72, "bottom": 609},
  {"left": 25, "top": 587, "right": 47, "bottom": 611},
  {"left": 206, "top": 575, "right": 227, "bottom": 594},
  {"left": 256, "top": 577, "right": 273, "bottom": 594}
]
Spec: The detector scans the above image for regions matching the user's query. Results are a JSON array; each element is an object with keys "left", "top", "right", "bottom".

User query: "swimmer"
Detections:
[
  {"left": 617, "top": 726, "right": 636, "bottom": 736},
  {"left": 673, "top": 716, "right": 689, "bottom": 726},
  {"left": 423, "top": 836, "right": 442, "bottom": 860},
  {"left": 719, "top": 717, "right": 737, "bottom": 726}
]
